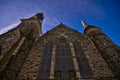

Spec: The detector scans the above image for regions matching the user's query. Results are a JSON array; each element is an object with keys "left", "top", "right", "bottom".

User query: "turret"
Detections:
[
  {"left": 29, "top": 13, "right": 44, "bottom": 22},
  {"left": 81, "top": 21, "right": 102, "bottom": 36},
  {"left": 81, "top": 21, "right": 88, "bottom": 29},
  {"left": 20, "top": 13, "right": 44, "bottom": 40},
  {"left": 82, "top": 21, "right": 120, "bottom": 79}
]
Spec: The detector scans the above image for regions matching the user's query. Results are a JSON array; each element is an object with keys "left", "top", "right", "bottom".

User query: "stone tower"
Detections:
[
  {"left": 20, "top": 13, "right": 44, "bottom": 39},
  {"left": 0, "top": 13, "right": 44, "bottom": 80},
  {"left": 0, "top": 13, "right": 120, "bottom": 80},
  {"left": 82, "top": 21, "right": 120, "bottom": 79}
]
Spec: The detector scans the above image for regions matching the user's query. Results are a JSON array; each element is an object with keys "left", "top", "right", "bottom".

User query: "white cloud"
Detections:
[{"left": 0, "top": 22, "right": 20, "bottom": 35}]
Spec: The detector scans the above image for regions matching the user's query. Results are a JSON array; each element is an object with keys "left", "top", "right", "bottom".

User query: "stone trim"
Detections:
[
  {"left": 12, "top": 37, "right": 25, "bottom": 55},
  {"left": 50, "top": 45, "right": 56, "bottom": 79},
  {"left": 69, "top": 42, "right": 81, "bottom": 79}
]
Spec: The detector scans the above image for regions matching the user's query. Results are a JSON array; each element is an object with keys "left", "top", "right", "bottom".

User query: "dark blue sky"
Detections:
[{"left": 0, "top": 0, "right": 120, "bottom": 46}]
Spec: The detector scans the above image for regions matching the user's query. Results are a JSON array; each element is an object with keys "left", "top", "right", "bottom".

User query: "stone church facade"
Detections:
[{"left": 0, "top": 13, "right": 120, "bottom": 80}]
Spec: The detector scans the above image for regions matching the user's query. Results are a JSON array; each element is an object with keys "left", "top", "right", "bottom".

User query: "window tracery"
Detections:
[
  {"left": 37, "top": 43, "right": 53, "bottom": 79},
  {"left": 73, "top": 41, "right": 93, "bottom": 77},
  {"left": 54, "top": 38, "right": 75, "bottom": 78}
]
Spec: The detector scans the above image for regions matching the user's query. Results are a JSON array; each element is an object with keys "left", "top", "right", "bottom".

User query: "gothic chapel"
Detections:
[{"left": 0, "top": 13, "right": 120, "bottom": 80}]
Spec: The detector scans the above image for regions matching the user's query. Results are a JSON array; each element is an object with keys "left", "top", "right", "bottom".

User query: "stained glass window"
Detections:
[
  {"left": 68, "top": 70, "right": 76, "bottom": 77},
  {"left": 37, "top": 43, "right": 53, "bottom": 79},
  {"left": 54, "top": 38, "right": 75, "bottom": 78},
  {"left": 54, "top": 71, "right": 61, "bottom": 78},
  {"left": 73, "top": 42, "right": 93, "bottom": 77}
]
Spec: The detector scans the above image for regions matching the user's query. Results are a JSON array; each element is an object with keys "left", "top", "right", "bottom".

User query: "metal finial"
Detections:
[{"left": 81, "top": 20, "right": 88, "bottom": 29}]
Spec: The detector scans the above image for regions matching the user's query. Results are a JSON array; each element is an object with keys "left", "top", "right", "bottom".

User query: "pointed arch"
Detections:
[
  {"left": 54, "top": 37, "right": 75, "bottom": 78},
  {"left": 73, "top": 41, "right": 93, "bottom": 77},
  {"left": 37, "top": 42, "right": 54, "bottom": 79}
]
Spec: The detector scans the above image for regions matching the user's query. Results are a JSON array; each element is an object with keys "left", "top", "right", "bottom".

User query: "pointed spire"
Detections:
[
  {"left": 60, "top": 22, "right": 63, "bottom": 24},
  {"left": 28, "top": 13, "right": 44, "bottom": 22},
  {"left": 35, "top": 13, "right": 44, "bottom": 21},
  {"left": 81, "top": 20, "right": 88, "bottom": 29}
]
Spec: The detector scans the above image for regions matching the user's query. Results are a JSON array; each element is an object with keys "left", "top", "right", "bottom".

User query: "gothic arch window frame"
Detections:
[
  {"left": 54, "top": 37, "right": 75, "bottom": 78},
  {"left": 37, "top": 42, "right": 54, "bottom": 79},
  {"left": 73, "top": 41, "right": 93, "bottom": 78}
]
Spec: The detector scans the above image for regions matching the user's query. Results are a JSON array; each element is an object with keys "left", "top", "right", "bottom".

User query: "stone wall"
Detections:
[
  {"left": 85, "top": 29, "right": 120, "bottom": 79},
  {"left": 17, "top": 39, "right": 44, "bottom": 80},
  {"left": 80, "top": 35, "right": 115, "bottom": 78},
  {"left": 0, "top": 28, "right": 21, "bottom": 73},
  {"left": 0, "top": 29, "right": 21, "bottom": 57},
  {"left": 0, "top": 38, "right": 34, "bottom": 80}
]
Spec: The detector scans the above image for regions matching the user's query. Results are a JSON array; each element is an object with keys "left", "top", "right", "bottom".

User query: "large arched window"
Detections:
[
  {"left": 37, "top": 43, "right": 53, "bottom": 79},
  {"left": 54, "top": 38, "right": 75, "bottom": 78},
  {"left": 73, "top": 41, "right": 93, "bottom": 78}
]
